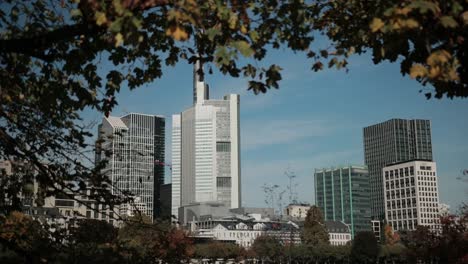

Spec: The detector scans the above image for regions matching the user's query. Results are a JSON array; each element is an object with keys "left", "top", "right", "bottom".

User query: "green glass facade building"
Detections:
[{"left": 314, "top": 165, "right": 371, "bottom": 237}]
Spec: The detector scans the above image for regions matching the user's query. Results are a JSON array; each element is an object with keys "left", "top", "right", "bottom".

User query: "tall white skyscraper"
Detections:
[
  {"left": 97, "top": 113, "right": 165, "bottom": 221},
  {"left": 171, "top": 61, "right": 241, "bottom": 217}
]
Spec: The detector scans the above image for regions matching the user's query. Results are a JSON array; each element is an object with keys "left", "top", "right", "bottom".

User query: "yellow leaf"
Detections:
[
  {"left": 95, "top": 11, "right": 107, "bottom": 26},
  {"left": 409, "top": 64, "right": 428, "bottom": 79},
  {"left": 240, "top": 25, "right": 248, "bottom": 34},
  {"left": 404, "top": 18, "right": 419, "bottom": 29},
  {"left": 395, "top": 7, "right": 412, "bottom": 15},
  {"left": 392, "top": 19, "right": 402, "bottom": 30},
  {"left": 228, "top": 14, "right": 238, "bottom": 30},
  {"left": 115, "top": 33, "right": 124, "bottom": 47},
  {"left": 166, "top": 25, "right": 189, "bottom": 41},
  {"left": 447, "top": 68, "right": 460, "bottom": 81},
  {"left": 370, "top": 18, "right": 384, "bottom": 32},
  {"left": 428, "top": 66, "right": 441, "bottom": 78},
  {"left": 461, "top": 11, "right": 468, "bottom": 25},
  {"left": 427, "top": 50, "right": 451, "bottom": 65}
]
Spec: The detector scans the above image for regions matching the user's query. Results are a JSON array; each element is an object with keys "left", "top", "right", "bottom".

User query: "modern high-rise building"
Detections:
[
  {"left": 314, "top": 165, "right": 371, "bottom": 237},
  {"left": 171, "top": 61, "right": 241, "bottom": 218},
  {"left": 363, "top": 119, "right": 433, "bottom": 219},
  {"left": 97, "top": 113, "right": 165, "bottom": 221},
  {"left": 383, "top": 160, "right": 440, "bottom": 231}
]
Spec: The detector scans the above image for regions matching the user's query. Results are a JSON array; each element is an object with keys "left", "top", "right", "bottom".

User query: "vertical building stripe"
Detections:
[
  {"left": 322, "top": 170, "right": 326, "bottom": 220},
  {"left": 340, "top": 167, "right": 344, "bottom": 222},
  {"left": 331, "top": 169, "right": 335, "bottom": 221},
  {"left": 349, "top": 167, "right": 355, "bottom": 238}
]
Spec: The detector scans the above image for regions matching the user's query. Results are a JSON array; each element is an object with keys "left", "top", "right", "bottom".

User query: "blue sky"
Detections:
[{"left": 86, "top": 49, "right": 468, "bottom": 212}]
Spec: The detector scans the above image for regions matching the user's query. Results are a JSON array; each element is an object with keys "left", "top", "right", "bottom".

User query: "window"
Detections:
[
  {"left": 217, "top": 177, "right": 231, "bottom": 188},
  {"left": 55, "top": 199, "right": 74, "bottom": 207},
  {"left": 216, "top": 142, "right": 231, "bottom": 152}
]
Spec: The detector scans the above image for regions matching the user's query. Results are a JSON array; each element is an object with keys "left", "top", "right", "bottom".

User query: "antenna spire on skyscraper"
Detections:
[{"left": 193, "top": 54, "right": 209, "bottom": 105}]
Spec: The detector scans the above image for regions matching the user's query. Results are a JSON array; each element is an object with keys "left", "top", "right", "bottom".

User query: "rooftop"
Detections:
[{"left": 105, "top": 116, "right": 128, "bottom": 129}]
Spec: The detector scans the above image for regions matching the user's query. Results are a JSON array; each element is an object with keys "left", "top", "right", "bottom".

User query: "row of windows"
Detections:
[
  {"left": 387, "top": 198, "right": 417, "bottom": 209},
  {"left": 385, "top": 166, "right": 414, "bottom": 178},
  {"left": 420, "top": 197, "right": 438, "bottom": 202},
  {"left": 418, "top": 171, "right": 435, "bottom": 176},
  {"left": 216, "top": 141, "right": 231, "bottom": 152},
  {"left": 418, "top": 187, "right": 437, "bottom": 193},
  {"left": 330, "top": 233, "right": 351, "bottom": 240},
  {"left": 387, "top": 209, "right": 417, "bottom": 220},
  {"left": 388, "top": 220, "right": 418, "bottom": 231},
  {"left": 385, "top": 178, "right": 415, "bottom": 189},
  {"left": 385, "top": 188, "right": 416, "bottom": 200},
  {"left": 420, "top": 202, "right": 438, "bottom": 208}
]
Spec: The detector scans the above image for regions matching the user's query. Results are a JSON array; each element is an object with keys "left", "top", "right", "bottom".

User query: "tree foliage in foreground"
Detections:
[
  {"left": 314, "top": 0, "right": 468, "bottom": 99},
  {"left": 0, "top": 212, "right": 194, "bottom": 263},
  {"left": 250, "top": 235, "right": 283, "bottom": 263},
  {"left": 194, "top": 242, "right": 245, "bottom": 261},
  {"left": 351, "top": 231, "right": 379, "bottom": 264},
  {"left": 1, "top": 207, "right": 467, "bottom": 263}
]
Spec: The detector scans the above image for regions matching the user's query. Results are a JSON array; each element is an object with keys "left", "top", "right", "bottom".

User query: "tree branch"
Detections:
[{"left": 0, "top": 23, "right": 101, "bottom": 61}]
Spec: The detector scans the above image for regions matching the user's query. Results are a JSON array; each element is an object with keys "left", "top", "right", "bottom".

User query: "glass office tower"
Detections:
[
  {"left": 97, "top": 113, "right": 165, "bottom": 221},
  {"left": 315, "top": 165, "right": 371, "bottom": 237}
]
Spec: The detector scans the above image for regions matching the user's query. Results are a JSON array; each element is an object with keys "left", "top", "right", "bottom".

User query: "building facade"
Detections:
[
  {"left": 191, "top": 217, "right": 301, "bottom": 248},
  {"left": 371, "top": 220, "right": 382, "bottom": 241},
  {"left": 383, "top": 160, "right": 440, "bottom": 232},
  {"left": 285, "top": 203, "right": 311, "bottom": 220},
  {"left": 97, "top": 113, "right": 165, "bottom": 221},
  {"left": 364, "top": 119, "right": 433, "bottom": 219},
  {"left": 315, "top": 165, "right": 371, "bottom": 237},
  {"left": 160, "top": 183, "right": 172, "bottom": 219},
  {"left": 325, "top": 221, "right": 352, "bottom": 246},
  {"left": 172, "top": 61, "right": 241, "bottom": 218}
]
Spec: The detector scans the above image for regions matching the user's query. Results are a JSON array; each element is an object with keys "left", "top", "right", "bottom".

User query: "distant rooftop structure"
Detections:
[
  {"left": 285, "top": 204, "right": 311, "bottom": 220},
  {"left": 325, "top": 221, "right": 350, "bottom": 233},
  {"left": 105, "top": 116, "right": 128, "bottom": 129}
]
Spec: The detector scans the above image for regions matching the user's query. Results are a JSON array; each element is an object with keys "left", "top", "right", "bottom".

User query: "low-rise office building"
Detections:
[{"left": 383, "top": 160, "right": 440, "bottom": 232}]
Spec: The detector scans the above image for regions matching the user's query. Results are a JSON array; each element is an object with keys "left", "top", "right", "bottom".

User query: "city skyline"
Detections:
[{"left": 84, "top": 50, "right": 468, "bottom": 212}]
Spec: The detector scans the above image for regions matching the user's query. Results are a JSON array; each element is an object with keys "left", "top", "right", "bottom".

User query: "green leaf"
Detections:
[
  {"left": 249, "top": 30, "right": 260, "bottom": 42},
  {"left": 206, "top": 28, "right": 221, "bottom": 41},
  {"left": 440, "top": 16, "right": 458, "bottom": 28},
  {"left": 233, "top": 40, "right": 254, "bottom": 57}
]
